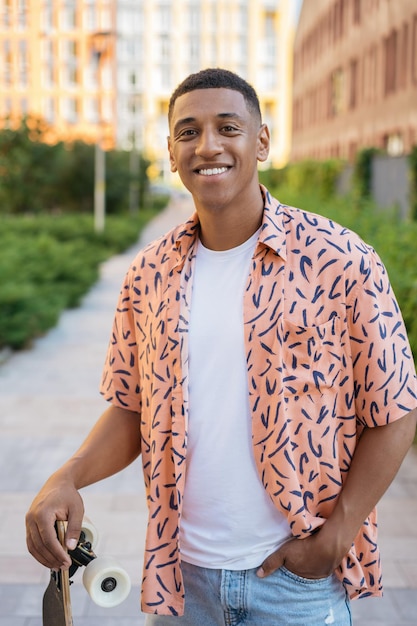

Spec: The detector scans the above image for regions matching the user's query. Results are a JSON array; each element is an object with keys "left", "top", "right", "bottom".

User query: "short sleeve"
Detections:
[
  {"left": 100, "top": 264, "right": 142, "bottom": 413},
  {"left": 348, "top": 247, "right": 417, "bottom": 427}
]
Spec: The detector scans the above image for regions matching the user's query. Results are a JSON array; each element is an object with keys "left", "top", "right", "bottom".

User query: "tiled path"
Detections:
[{"left": 1, "top": 193, "right": 416, "bottom": 625}]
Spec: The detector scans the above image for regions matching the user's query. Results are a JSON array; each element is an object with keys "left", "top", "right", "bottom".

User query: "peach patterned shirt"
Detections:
[{"left": 100, "top": 186, "right": 417, "bottom": 616}]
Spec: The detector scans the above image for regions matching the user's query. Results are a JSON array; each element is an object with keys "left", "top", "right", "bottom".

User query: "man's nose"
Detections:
[{"left": 195, "top": 129, "right": 223, "bottom": 157}]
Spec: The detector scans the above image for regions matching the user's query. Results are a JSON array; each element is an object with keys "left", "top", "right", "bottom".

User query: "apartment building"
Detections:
[
  {"left": 0, "top": 1, "right": 117, "bottom": 147},
  {"left": 0, "top": 0, "right": 297, "bottom": 179},
  {"left": 291, "top": 0, "right": 417, "bottom": 162}
]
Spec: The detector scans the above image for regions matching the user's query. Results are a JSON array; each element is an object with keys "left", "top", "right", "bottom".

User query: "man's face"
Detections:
[{"left": 167, "top": 88, "right": 269, "bottom": 212}]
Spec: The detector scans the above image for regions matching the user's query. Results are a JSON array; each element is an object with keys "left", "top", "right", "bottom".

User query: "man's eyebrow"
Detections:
[
  {"left": 173, "top": 117, "right": 196, "bottom": 135},
  {"left": 217, "top": 112, "right": 244, "bottom": 120},
  {"left": 173, "top": 112, "right": 245, "bottom": 135}
]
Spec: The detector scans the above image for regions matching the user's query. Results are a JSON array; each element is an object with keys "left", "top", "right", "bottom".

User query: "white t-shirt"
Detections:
[{"left": 180, "top": 231, "right": 291, "bottom": 570}]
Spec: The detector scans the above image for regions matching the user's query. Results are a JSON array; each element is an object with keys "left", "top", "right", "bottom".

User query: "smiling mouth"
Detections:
[{"left": 196, "top": 167, "right": 230, "bottom": 176}]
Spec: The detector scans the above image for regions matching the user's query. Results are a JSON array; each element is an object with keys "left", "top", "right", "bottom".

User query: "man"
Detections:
[{"left": 26, "top": 69, "right": 417, "bottom": 625}]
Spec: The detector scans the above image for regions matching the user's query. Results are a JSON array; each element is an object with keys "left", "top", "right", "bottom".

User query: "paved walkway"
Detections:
[{"left": 0, "top": 194, "right": 416, "bottom": 625}]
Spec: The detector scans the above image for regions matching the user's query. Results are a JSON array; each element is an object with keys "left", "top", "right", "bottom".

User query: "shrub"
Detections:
[
  {"left": 408, "top": 145, "right": 417, "bottom": 221},
  {"left": 0, "top": 120, "right": 150, "bottom": 215},
  {"left": 352, "top": 147, "right": 379, "bottom": 200},
  {"left": 260, "top": 159, "right": 344, "bottom": 200},
  {"left": 0, "top": 208, "right": 162, "bottom": 350}
]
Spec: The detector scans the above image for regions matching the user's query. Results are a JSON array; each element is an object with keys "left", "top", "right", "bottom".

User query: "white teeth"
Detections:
[{"left": 198, "top": 167, "right": 228, "bottom": 176}]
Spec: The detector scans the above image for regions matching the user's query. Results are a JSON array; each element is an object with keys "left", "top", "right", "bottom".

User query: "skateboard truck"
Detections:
[
  {"left": 43, "top": 519, "right": 131, "bottom": 625},
  {"left": 68, "top": 532, "right": 118, "bottom": 594}
]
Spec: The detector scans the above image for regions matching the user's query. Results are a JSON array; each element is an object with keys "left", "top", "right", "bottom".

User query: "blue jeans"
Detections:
[{"left": 145, "top": 560, "right": 352, "bottom": 625}]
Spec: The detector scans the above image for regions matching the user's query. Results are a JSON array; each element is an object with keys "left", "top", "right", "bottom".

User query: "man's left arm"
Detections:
[{"left": 258, "top": 407, "right": 417, "bottom": 579}]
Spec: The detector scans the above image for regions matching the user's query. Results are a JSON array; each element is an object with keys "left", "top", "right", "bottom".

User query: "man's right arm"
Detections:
[{"left": 25, "top": 404, "right": 141, "bottom": 570}]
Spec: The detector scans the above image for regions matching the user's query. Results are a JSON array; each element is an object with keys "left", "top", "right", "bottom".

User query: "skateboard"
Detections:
[{"left": 42, "top": 518, "right": 131, "bottom": 626}]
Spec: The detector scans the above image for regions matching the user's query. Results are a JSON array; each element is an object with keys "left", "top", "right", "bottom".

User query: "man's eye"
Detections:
[
  {"left": 222, "top": 126, "right": 238, "bottom": 133},
  {"left": 179, "top": 129, "right": 197, "bottom": 137}
]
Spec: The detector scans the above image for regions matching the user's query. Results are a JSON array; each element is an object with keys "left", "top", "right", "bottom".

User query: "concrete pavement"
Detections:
[{"left": 0, "top": 193, "right": 416, "bottom": 625}]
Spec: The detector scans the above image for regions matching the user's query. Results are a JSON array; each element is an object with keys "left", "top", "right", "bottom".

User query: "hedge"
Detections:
[{"left": 0, "top": 207, "right": 165, "bottom": 350}]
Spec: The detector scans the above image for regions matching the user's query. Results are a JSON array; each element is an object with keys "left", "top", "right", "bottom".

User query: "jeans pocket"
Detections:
[{"left": 280, "top": 566, "right": 334, "bottom": 586}]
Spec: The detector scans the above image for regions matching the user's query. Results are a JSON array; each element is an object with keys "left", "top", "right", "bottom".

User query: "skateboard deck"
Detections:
[
  {"left": 42, "top": 521, "right": 73, "bottom": 626},
  {"left": 42, "top": 518, "right": 131, "bottom": 625}
]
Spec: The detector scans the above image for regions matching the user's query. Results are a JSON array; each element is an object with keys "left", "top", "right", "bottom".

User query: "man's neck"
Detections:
[{"left": 194, "top": 188, "right": 264, "bottom": 251}]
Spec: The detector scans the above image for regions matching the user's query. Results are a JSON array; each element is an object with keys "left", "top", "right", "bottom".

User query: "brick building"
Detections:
[{"left": 291, "top": 0, "right": 417, "bottom": 162}]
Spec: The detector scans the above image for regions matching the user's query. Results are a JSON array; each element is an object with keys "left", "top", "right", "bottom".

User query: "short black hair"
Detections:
[{"left": 168, "top": 68, "right": 262, "bottom": 123}]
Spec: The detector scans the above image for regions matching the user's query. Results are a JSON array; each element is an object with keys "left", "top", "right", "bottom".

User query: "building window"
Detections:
[
  {"left": 1, "top": 0, "right": 12, "bottom": 28},
  {"left": 102, "top": 95, "right": 112, "bottom": 123},
  {"left": 384, "top": 29, "right": 397, "bottom": 96},
  {"left": 260, "top": 65, "right": 277, "bottom": 91},
  {"left": 412, "top": 14, "right": 417, "bottom": 85},
  {"left": 42, "top": 97, "right": 55, "bottom": 123},
  {"left": 238, "top": 4, "right": 248, "bottom": 31},
  {"left": 61, "top": 40, "right": 78, "bottom": 86},
  {"left": 41, "top": 0, "right": 54, "bottom": 33},
  {"left": 158, "top": 3, "right": 171, "bottom": 32},
  {"left": 265, "top": 12, "right": 276, "bottom": 38},
  {"left": 160, "top": 65, "right": 171, "bottom": 89},
  {"left": 208, "top": 4, "right": 216, "bottom": 32},
  {"left": 188, "top": 3, "right": 200, "bottom": 31},
  {"left": 189, "top": 35, "right": 200, "bottom": 73},
  {"left": 100, "top": 6, "right": 111, "bottom": 30},
  {"left": 61, "top": 96, "right": 78, "bottom": 123},
  {"left": 3, "top": 40, "right": 12, "bottom": 86},
  {"left": 349, "top": 58, "right": 358, "bottom": 109},
  {"left": 17, "top": 0, "right": 27, "bottom": 29},
  {"left": 399, "top": 22, "right": 408, "bottom": 90},
  {"left": 159, "top": 34, "right": 170, "bottom": 62},
  {"left": 41, "top": 39, "right": 54, "bottom": 86},
  {"left": 18, "top": 40, "right": 28, "bottom": 87},
  {"left": 85, "top": 96, "right": 99, "bottom": 123},
  {"left": 4, "top": 97, "right": 12, "bottom": 115},
  {"left": 84, "top": 4, "right": 96, "bottom": 31},
  {"left": 329, "top": 67, "right": 345, "bottom": 116},
  {"left": 101, "top": 60, "right": 112, "bottom": 89},
  {"left": 60, "top": 1, "right": 77, "bottom": 30},
  {"left": 20, "top": 97, "right": 28, "bottom": 114},
  {"left": 353, "top": 0, "right": 361, "bottom": 25}
]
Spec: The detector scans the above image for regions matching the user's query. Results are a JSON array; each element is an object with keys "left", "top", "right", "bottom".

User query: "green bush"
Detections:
[
  {"left": 409, "top": 145, "right": 417, "bottom": 220},
  {"left": 0, "top": 118, "right": 65, "bottom": 213},
  {"left": 0, "top": 208, "right": 161, "bottom": 350},
  {"left": 0, "top": 119, "right": 150, "bottom": 215},
  {"left": 352, "top": 147, "right": 379, "bottom": 200},
  {"left": 260, "top": 159, "right": 344, "bottom": 200}
]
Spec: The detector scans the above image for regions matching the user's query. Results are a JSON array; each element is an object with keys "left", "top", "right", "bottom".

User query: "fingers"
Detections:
[
  {"left": 25, "top": 481, "right": 85, "bottom": 570},
  {"left": 26, "top": 509, "right": 72, "bottom": 570},
  {"left": 257, "top": 534, "right": 337, "bottom": 580},
  {"left": 65, "top": 505, "right": 85, "bottom": 551},
  {"left": 257, "top": 541, "right": 292, "bottom": 578},
  {"left": 257, "top": 538, "right": 297, "bottom": 578}
]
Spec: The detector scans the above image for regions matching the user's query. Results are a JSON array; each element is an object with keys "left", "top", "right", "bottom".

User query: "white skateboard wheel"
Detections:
[
  {"left": 83, "top": 556, "right": 131, "bottom": 607},
  {"left": 81, "top": 517, "right": 99, "bottom": 549}
]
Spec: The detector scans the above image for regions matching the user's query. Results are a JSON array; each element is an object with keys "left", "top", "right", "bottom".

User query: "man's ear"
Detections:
[
  {"left": 257, "top": 124, "right": 270, "bottom": 163},
  {"left": 167, "top": 137, "right": 177, "bottom": 172}
]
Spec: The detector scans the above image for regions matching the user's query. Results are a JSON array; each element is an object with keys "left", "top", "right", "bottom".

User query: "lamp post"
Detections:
[
  {"left": 90, "top": 31, "right": 112, "bottom": 233},
  {"left": 129, "top": 129, "right": 140, "bottom": 215}
]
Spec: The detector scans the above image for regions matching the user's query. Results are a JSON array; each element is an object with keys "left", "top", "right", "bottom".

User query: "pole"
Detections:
[
  {"left": 129, "top": 145, "right": 139, "bottom": 215},
  {"left": 91, "top": 33, "right": 112, "bottom": 234},
  {"left": 94, "top": 138, "right": 105, "bottom": 233}
]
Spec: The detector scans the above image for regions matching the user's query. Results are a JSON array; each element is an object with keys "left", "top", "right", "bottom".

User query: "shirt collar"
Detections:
[
  {"left": 174, "top": 185, "right": 287, "bottom": 266},
  {"left": 258, "top": 185, "right": 287, "bottom": 261}
]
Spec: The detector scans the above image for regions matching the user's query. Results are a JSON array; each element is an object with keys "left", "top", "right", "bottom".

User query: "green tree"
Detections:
[{"left": 0, "top": 117, "right": 65, "bottom": 214}]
